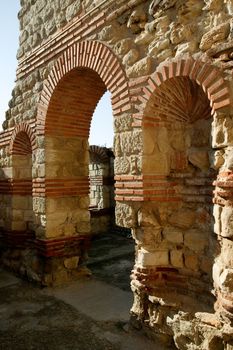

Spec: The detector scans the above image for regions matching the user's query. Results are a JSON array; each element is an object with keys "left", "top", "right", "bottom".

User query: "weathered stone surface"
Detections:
[
  {"left": 143, "top": 153, "right": 170, "bottom": 175},
  {"left": 188, "top": 148, "right": 210, "bottom": 171},
  {"left": 168, "top": 209, "right": 196, "bottom": 230},
  {"left": 114, "top": 114, "right": 133, "bottom": 133},
  {"left": 114, "top": 157, "right": 130, "bottom": 174},
  {"left": 123, "top": 49, "right": 140, "bottom": 66},
  {"left": 114, "top": 39, "right": 132, "bottom": 56},
  {"left": 66, "top": 2, "right": 81, "bottom": 22},
  {"left": 184, "top": 229, "right": 208, "bottom": 252},
  {"left": 138, "top": 248, "right": 169, "bottom": 267},
  {"left": 170, "top": 23, "right": 194, "bottom": 45},
  {"left": 64, "top": 256, "right": 79, "bottom": 270},
  {"left": 212, "top": 116, "right": 233, "bottom": 149},
  {"left": 115, "top": 203, "right": 136, "bottom": 228},
  {"left": 211, "top": 150, "right": 224, "bottom": 170},
  {"left": 163, "top": 227, "right": 183, "bottom": 244},
  {"left": 119, "top": 131, "right": 142, "bottom": 156},
  {"left": 157, "top": 127, "right": 170, "bottom": 154},
  {"left": 148, "top": 38, "right": 170, "bottom": 56},
  {"left": 170, "top": 250, "right": 183, "bottom": 268},
  {"left": 137, "top": 208, "right": 161, "bottom": 228},
  {"left": 213, "top": 261, "right": 224, "bottom": 289},
  {"left": 200, "top": 23, "right": 230, "bottom": 51},
  {"left": 127, "top": 5, "right": 147, "bottom": 34},
  {"left": 221, "top": 206, "right": 233, "bottom": 238},
  {"left": 149, "top": 0, "right": 176, "bottom": 14},
  {"left": 184, "top": 254, "right": 199, "bottom": 271},
  {"left": 220, "top": 238, "right": 233, "bottom": 267},
  {"left": 225, "top": 147, "right": 233, "bottom": 171},
  {"left": 219, "top": 268, "right": 233, "bottom": 293},
  {"left": 127, "top": 57, "right": 152, "bottom": 78},
  {"left": 2, "top": 0, "right": 233, "bottom": 347},
  {"left": 203, "top": 0, "right": 223, "bottom": 12}
]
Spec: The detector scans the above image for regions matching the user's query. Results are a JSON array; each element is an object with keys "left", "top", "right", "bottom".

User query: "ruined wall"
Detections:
[
  {"left": 89, "top": 145, "right": 115, "bottom": 235},
  {"left": 0, "top": 0, "right": 233, "bottom": 348}
]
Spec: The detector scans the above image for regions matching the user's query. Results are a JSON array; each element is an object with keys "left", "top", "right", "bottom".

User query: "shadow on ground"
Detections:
[{"left": 0, "top": 233, "right": 166, "bottom": 350}]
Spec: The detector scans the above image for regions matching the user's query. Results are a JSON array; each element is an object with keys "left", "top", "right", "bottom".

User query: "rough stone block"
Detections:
[
  {"left": 163, "top": 227, "right": 183, "bottom": 244},
  {"left": 170, "top": 250, "right": 183, "bottom": 268},
  {"left": 184, "top": 254, "right": 199, "bottom": 271},
  {"left": 168, "top": 209, "right": 196, "bottom": 230},
  {"left": 184, "top": 229, "right": 208, "bottom": 252},
  {"left": 220, "top": 238, "right": 233, "bottom": 267},
  {"left": 219, "top": 268, "right": 233, "bottom": 293},
  {"left": 221, "top": 206, "right": 233, "bottom": 238},
  {"left": 143, "top": 154, "right": 170, "bottom": 175},
  {"left": 138, "top": 248, "right": 169, "bottom": 267},
  {"left": 213, "top": 204, "right": 222, "bottom": 235},
  {"left": 64, "top": 256, "right": 79, "bottom": 270},
  {"left": 63, "top": 224, "right": 76, "bottom": 236}
]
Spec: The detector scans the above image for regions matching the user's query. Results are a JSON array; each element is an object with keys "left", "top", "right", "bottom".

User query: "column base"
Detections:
[{"left": 0, "top": 230, "right": 91, "bottom": 286}]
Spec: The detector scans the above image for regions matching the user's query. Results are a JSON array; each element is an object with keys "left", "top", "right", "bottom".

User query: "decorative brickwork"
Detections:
[
  {"left": 9, "top": 123, "right": 36, "bottom": 155},
  {"left": 1, "top": 1, "right": 233, "bottom": 348},
  {"left": 37, "top": 40, "right": 131, "bottom": 134}
]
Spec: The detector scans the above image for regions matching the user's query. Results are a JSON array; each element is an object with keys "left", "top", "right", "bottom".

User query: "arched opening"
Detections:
[
  {"left": 88, "top": 92, "right": 115, "bottom": 235},
  {"left": 45, "top": 68, "right": 106, "bottom": 239},
  {"left": 139, "top": 76, "right": 216, "bottom": 311},
  {"left": 10, "top": 131, "right": 34, "bottom": 234},
  {"left": 89, "top": 91, "right": 113, "bottom": 147},
  {"left": 87, "top": 93, "right": 134, "bottom": 290},
  {"left": 44, "top": 66, "right": 134, "bottom": 288},
  {"left": 88, "top": 145, "right": 115, "bottom": 235}
]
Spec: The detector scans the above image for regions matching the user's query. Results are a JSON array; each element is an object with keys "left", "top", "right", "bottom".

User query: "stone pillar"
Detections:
[
  {"left": 125, "top": 76, "right": 217, "bottom": 346},
  {"left": 31, "top": 135, "right": 91, "bottom": 285},
  {"left": 213, "top": 170, "right": 233, "bottom": 320},
  {"left": 0, "top": 135, "right": 35, "bottom": 276}
]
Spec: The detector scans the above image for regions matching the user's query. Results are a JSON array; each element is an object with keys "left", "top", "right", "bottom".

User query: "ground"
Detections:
[{"left": 0, "top": 233, "right": 166, "bottom": 350}]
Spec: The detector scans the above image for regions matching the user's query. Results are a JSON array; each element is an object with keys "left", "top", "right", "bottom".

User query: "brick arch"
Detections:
[
  {"left": 138, "top": 58, "right": 230, "bottom": 117},
  {"left": 130, "top": 59, "right": 230, "bottom": 308},
  {"left": 9, "top": 123, "right": 37, "bottom": 155},
  {"left": 89, "top": 145, "right": 113, "bottom": 164},
  {"left": 37, "top": 40, "right": 131, "bottom": 132}
]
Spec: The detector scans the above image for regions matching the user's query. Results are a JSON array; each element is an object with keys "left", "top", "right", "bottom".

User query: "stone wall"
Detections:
[
  {"left": 89, "top": 145, "right": 115, "bottom": 235},
  {"left": 0, "top": 0, "right": 233, "bottom": 348}
]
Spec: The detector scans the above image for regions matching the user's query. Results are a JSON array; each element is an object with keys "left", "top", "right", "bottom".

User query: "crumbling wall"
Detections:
[{"left": 0, "top": 0, "right": 233, "bottom": 348}]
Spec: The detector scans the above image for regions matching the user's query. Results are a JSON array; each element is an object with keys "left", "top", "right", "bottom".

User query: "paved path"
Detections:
[{"left": 45, "top": 279, "right": 133, "bottom": 322}]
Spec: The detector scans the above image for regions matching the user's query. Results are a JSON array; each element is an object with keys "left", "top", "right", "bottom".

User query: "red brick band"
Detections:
[
  {"left": 33, "top": 178, "right": 89, "bottom": 197},
  {"left": 0, "top": 230, "right": 90, "bottom": 258},
  {"left": 0, "top": 179, "right": 32, "bottom": 195}
]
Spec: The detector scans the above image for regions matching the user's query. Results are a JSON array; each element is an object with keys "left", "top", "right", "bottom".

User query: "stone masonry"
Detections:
[
  {"left": 0, "top": 0, "right": 233, "bottom": 348},
  {"left": 89, "top": 145, "right": 115, "bottom": 234}
]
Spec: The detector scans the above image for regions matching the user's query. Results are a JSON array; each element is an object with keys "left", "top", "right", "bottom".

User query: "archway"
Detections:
[
  {"left": 130, "top": 59, "right": 231, "bottom": 327},
  {"left": 9, "top": 124, "right": 35, "bottom": 235},
  {"left": 141, "top": 76, "right": 215, "bottom": 304},
  {"left": 36, "top": 40, "right": 132, "bottom": 284}
]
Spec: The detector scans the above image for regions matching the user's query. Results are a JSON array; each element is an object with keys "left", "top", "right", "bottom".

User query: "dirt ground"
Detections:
[{"left": 0, "top": 233, "right": 166, "bottom": 350}]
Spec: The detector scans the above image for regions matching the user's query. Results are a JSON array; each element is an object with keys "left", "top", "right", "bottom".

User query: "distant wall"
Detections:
[{"left": 89, "top": 145, "right": 114, "bottom": 235}]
